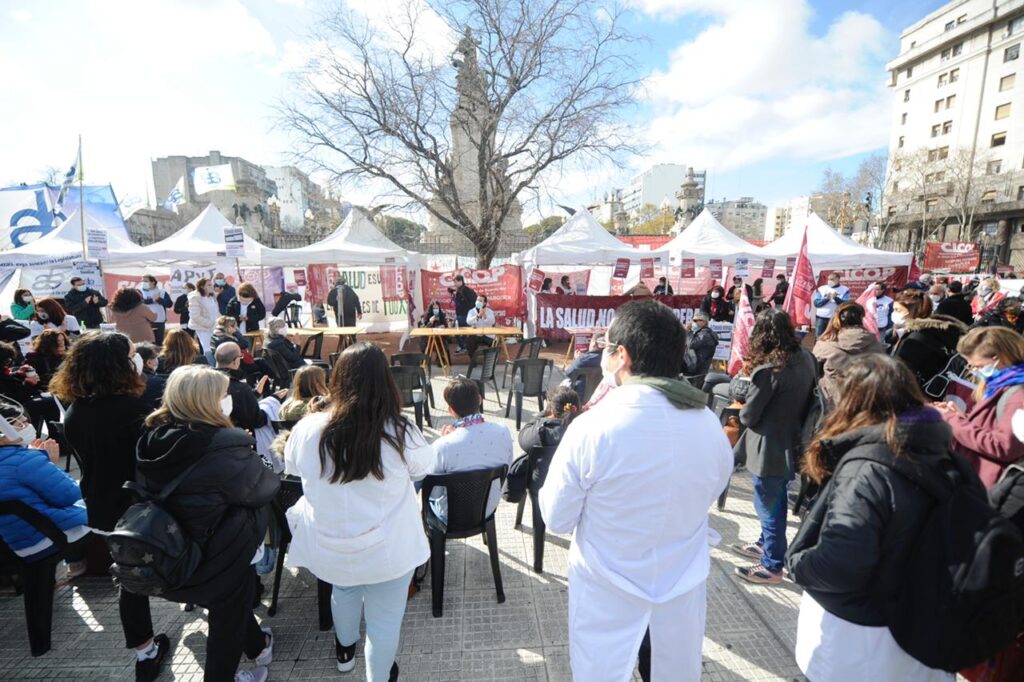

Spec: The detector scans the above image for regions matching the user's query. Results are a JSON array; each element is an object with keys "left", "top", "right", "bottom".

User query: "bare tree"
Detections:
[
  {"left": 855, "top": 152, "right": 904, "bottom": 248},
  {"left": 934, "top": 147, "right": 993, "bottom": 241},
  {"left": 280, "top": 0, "right": 641, "bottom": 267},
  {"left": 40, "top": 166, "right": 63, "bottom": 185}
]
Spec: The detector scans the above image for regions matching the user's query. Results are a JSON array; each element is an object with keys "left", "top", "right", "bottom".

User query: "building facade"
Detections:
[
  {"left": 621, "top": 164, "right": 706, "bottom": 216},
  {"left": 262, "top": 166, "right": 327, "bottom": 234},
  {"left": 705, "top": 196, "right": 768, "bottom": 241},
  {"left": 884, "top": 0, "right": 1024, "bottom": 268},
  {"left": 125, "top": 208, "right": 182, "bottom": 246}
]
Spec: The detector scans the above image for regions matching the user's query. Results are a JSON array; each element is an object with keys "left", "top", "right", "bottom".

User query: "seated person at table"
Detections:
[
  {"left": 417, "top": 300, "right": 449, "bottom": 354},
  {"left": 264, "top": 317, "right": 306, "bottom": 370},
  {"left": 465, "top": 295, "right": 497, "bottom": 358},
  {"left": 429, "top": 378, "right": 513, "bottom": 524},
  {"left": 503, "top": 387, "right": 580, "bottom": 503},
  {"left": 563, "top": 332, "right": 603, "bottom": 395},
  {"left": 279, "top": 365, "right": 329, "bottom": 422}
]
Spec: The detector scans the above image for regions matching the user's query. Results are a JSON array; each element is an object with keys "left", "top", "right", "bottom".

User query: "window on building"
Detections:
[
  {"left": 1007, "top": 44, "right": 1021, "bottom": 62},
  {"left": 943, "top": 120, "right": 953, "bottom": 134},
  {"left": 1010, "top": 16, "right": 1024, "bottom": 36},
  {"left": 934, "top": 98, "right": 943, "bottom": 113},
  {"left": 940, "top": 146, "right": 949, "bottom": 159},
  {"left": 1001, "top": 73, "right": 1016, "bottom": 91},
  {"left": 926, "top": 198, "right": 939, "bottom": 212},
  {"left": 907, "top": 66, "right": 914, "bottom": 78},
  {"left": 941, "top": 48, "right": 952, "bottom": 61},
  {"left": 981, "top": 190, "right": 998, "bottom": 202},
  {"left": 988, "top": 160, "right": 1003, "bottom": 174},
  {"left": 953, "top": 43, "right": 963, "bottom": 56},
  {"left": 931, "top": 124, "right": 941, "bottom": 137},
  {"left": 899, "top": 136, "right": 905, "bottom": 149},
  {"left": 958, "top": 14, "right": 967, "bottom": 24},
  {"left": 888, "top": 205, "right": 897, "bottom": 217},
  {"left": 996, "top": 102, "right": 1012, "bottom": 119},
  {"left": 938, "top": 73, "right": 948, "bottom": 86},
  {"left": 904, "top": 88, "right": 911, "bottom": 102},
  {"left": 928, "top": 147, "right": 949, "bottom": 161},
  {"left": 1018, "top": 186, "right": 1024, "bottom": 201},
  {"left": 945, "top": 20, "right": 956, "bottom": 31},
  {"left": 894, "top": 160, "right": 903, "bottom": 171},
  {"left": 993, "top": 132, "right": 1008, "bottom": 147},
  {"left": 893, "top": 180, "right": 900, "bottom": 191},
  {"left": 926, "top": 171, "right": 946, "bottom": 183},
  {"left": 950, "top": 68, "right": 960, "bottom": 82},
  {"left": 901, "top": 112, "right": 908, "bottom": 125}
]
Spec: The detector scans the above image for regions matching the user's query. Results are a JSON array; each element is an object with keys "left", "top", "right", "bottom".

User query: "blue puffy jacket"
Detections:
[{"left": 0, "top": 445, "right": 87, "bottom": 552}]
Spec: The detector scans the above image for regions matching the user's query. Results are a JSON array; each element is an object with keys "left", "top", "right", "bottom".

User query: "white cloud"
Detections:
[
  {"left": 634, "top": 0, "right": 892, "bottom": 173},
  {"left": 10, "top": 9, "right": 32, "bottom": 22}
]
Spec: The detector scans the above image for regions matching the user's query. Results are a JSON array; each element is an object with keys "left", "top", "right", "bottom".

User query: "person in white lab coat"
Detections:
[
  {"left": 539, "top": 300, "right": 733, "bottom": 682},
  {"left": 465, "top": 294, "right": 497, "bottom": 358}
]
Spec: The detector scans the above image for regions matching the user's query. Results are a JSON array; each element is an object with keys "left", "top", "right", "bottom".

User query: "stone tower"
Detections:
[
  {"left": 424, "top": 28, "right": 522, "bottom": 261},
  {"left": 672, "top": 167, "right": 703, "bottom": 234}
]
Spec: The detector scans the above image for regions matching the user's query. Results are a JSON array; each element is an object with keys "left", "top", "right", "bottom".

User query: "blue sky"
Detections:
[{"left": 0, "top": 0, "right": 947, "bottom": 219}]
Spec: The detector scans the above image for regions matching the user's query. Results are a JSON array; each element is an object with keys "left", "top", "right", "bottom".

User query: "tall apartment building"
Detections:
[
  {"left": 705, "top": 196, "right": 768, "bottom": 242},
  {"left": 263, "top": 166, "right": 325, "bottom": 233},
  {"left": 621, "top": 164, "right": 706, "bottom": 215},
  {"left": 764, "top": 194, "right": 833, "bottom": 241},
  {"left": 885, "top": 0, "right": 1024, "bottom": 266}
]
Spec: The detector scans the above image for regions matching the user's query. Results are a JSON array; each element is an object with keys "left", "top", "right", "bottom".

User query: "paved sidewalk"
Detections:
[{"left": 0, "top": 365, "right": 807, "bottom": 681}]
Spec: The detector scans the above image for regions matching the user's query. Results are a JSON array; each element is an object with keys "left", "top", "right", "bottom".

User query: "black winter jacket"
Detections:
[
  {"left": 891, "top": 314, "right": 967, "bottom": 388},
  {"left": 266, "top": 335, "right": 304, "bottom": 370},
  {"left": 215, "top": 367, "right": 267, "bottom": 431},
  {"left": 687, "top": 326, "right": 719, "bottom": 377},
  {"left": 503, "top": 417, "right": 570, "bottom": 503},
  {"left": 787, "top": 411, "right": 955, "bottom": 626},
  {"left": 63, "top": 288, "right": 107, "bottom": 328},
  {"left": 136, "top": 423, "right": 279, "bottom": 604},
  {"left": 935, "top": 294, "right": 973, "bottom": 327},
  {"left": 224, "top": 296, "right": 266, "bottom": 334}
]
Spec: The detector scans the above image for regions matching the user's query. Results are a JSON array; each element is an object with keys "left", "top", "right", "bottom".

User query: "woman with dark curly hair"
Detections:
[
  {"left": 24, "top": 328, "right": 68, "bottom": 390},
  {"left": 50, "top": 331, "right": 169, "bottom": 678},
  {"left": 109, "top": 287, "right": 156, "bottom": 343},
  {"left": 728, "top": 308, "right": 817, "bottom": 585}
]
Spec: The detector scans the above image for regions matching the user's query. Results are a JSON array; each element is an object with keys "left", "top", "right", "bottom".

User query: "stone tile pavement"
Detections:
[{"left": 0, "top": 362, "right": 808, "bottom": 681}]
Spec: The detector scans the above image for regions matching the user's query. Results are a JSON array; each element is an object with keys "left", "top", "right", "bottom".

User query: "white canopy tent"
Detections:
[
  {"left": 133, "top": 204, "right": 270, "bottom": 265},
  {"left": 519, "top": 209, "right": 670, "bottom": 268},
  {"left": 0, "top": 210, "right": 146, "bottom": 268},
  {"left": 663, "top": 209, "right": 765, "bottom": 263},
  {"left": 761, "top": 213, "right": 913, "bottom": 270},
  {"left": 259, "top": 208, "right": 412, "bottom": 267}
]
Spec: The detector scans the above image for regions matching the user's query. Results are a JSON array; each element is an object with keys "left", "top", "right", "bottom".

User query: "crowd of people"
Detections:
[{"left": 3, "top": 266, "right": 1024, "bottom": 682}]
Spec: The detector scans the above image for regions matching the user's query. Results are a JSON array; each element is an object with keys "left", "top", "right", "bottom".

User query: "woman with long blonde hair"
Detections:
[
  {"left": 279, "top": 364, "right": 328, "bottom": 421},
  {"left": 933, "top": 326, "right": 1024, "bottom": 488},
  {"left": 157, "top": 327, "right": 205, "bottom": 375},
  {"left": 138, "top": 365, "right": 279, "bottom": 682},
  {"left": 788, "top": 354, "right": 956, "bottom": 681},
  {"left": 971, "top": 277, "right": 1005, "bottom": 320}
]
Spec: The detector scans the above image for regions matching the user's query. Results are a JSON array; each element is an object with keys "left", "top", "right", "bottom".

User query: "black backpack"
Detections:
[
  {"left": 106, "top": 460, "right": 205, "bottom": 596},
  {"left": 848, "top": 450, "right": 1024, "bottom": 672}
]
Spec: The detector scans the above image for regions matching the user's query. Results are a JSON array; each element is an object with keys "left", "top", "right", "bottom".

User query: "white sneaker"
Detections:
[
  {"left": 235, "top": 667, "right": 268, "bottom": 682},
  {"left": 254, "top": 627, "right": 273, "bottom": 666}
]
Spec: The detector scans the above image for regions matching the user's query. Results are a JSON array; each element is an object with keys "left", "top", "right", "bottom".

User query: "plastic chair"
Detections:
[
  {"left": 45, "top": 421, "right": 80, "bottom": 473},
  {"left": 259, "top": 347, "right": 293, "bottom": 390},
  {"left": 266, "top": 476, "right": 333, "bottom": 630},
  {"left": 504, "top": 358, "right": 552, "bottom": 429},
  {"left": 568, "top": 366, "right": 602, "bottom": 405},
  {"left": 420, "top": 465, "right": 508, "bottom": 617},
  {"left": 391, "top": 352, "right": 436, "bottom": 408},
  {"left": 466, "top": 346, "right": 503, "bottom": 408},
  {"left": 300, "top": 332, "right": 324, "bottom": 361},
  {"left": 284, "top": 304, "right": 302, "bottom": 328},
  {"left": 501, "top": 338, "right": 542, "bottom": 388},
  {"left": 513, "top": 445, "right": 558, "bottom": 573},
  {"left": 0, "top": 500, "right": 71, "bottom": 656},
  {"left": 389, "top": 366, "right": 432, "bottom": 430}
]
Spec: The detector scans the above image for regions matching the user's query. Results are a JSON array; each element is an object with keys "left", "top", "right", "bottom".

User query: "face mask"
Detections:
[
  {"left": 980, "top": 287, "right": 991, "bottom": 296},
  {"left": 691, "top": 322, "right": 699, "bottom": 332},
  {"left": 238, "top": 297, "right": 253, "bottom": 305},
  {"left": 220, "top": 395, "right": 233, "bottom": 416},
  {"left": 141, "top": 283, "right": 151, "bottom": 291},
  {"left": 475, "top": 301, "right": 484, "bottom": 310},
  {"left": 131, "top": 353, "right": 144, "bottom": 375},
  {"left": 891, "top": 311, "right": 906, "bottom": 327},
  {"left": 37, "top": 312, "right": 49, "bottom": 321},
  {"left": 215, "top": 279, "right": 226, "bottom": 286},
  {"left": 711, "top": 292, "right": 720, "bottom": 299},
  {"left": 600, "top": 344, "right": 622, "bottom": 387},
  {"left": 432, "top": 307, "right": 440, "bottom": 314},
  {"left": 828, "top": 281, "right": 839, "bottom": 288},
  {"left": 76, "top": 285, "right": 87, "bottom": 292},
  {"left": 974, "top": 363, "right": 999, "bottom": 381},
  {"left": 929, "top": 295, "right": 943, "bottom": 305},
  {"left": 21, "top": 295, "right": 32, "bottom": 303}
]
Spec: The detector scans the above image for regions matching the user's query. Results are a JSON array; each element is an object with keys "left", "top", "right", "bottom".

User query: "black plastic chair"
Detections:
[
  {"left": 270, "top": 419, "right": 298, "bottom": 434},
  {"left": 259, "top": 347, "right": 293, "bottom": 390},
  {"left": 391, "top": 352, "right": 436, "bottom": 408},
  {"left": 568, "top": 366, "right": 602, "bottom": 405},
  {"left": 0, "top": 500, "right": 72, "bottom": 656},
  {"left": 389, "top": 366, "right": 432, "bottom": 430},
  {"left": 420, "top": 465, "right": 508, "bottom": 617},
  {"left": 45, "top": 421, "right": 80, "bottom": 473},
  {"left": 504, "top": 358, "right": 552, "bottom": 429},
  {"left": 501, "top": 338, "right": 542, "bottom": 388},
  {"left": 466, "top": 346, "right": 503, "bottom": 408},
  {"left": 284, "top": 303, "right": 302, "bottom": 328},
  {"left": 328, "top": 352, "right": 340, "bottom": 370},
  {"left": 267, "top": 476, "right": 333, "bottom": 630},
  {"left": 300, "top": 332, "right": 324, "bottom": 360},
  {"left": 513, "top": 445, "right": 558, "bottom": 573}
]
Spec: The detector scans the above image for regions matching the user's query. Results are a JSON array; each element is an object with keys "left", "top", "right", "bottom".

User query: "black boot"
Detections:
[{"left": 389, "top": 661, "right": 399, "bottom": 681}]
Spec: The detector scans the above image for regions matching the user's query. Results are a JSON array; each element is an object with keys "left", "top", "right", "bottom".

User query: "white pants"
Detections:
[
  {"left": 567, "top": 562, "right": 706, "bottom": 682},
  {"left": 194, "top": 330, "right": 212, "bottom": 353}
]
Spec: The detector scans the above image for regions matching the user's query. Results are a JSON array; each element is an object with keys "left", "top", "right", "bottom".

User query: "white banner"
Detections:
[
  {"left": 0, "top": 186, "right": 59, "bottom": 250},
  {"left": 20, "top": 261, "right": 102, "bottom": 298},
  {"left": 192, "top": 164, "right": 236, "bottom": 195}
]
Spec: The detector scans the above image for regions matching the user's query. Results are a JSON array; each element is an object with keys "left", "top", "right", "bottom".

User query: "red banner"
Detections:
[
  {"left": 922, "top": 241, "right": 981, "bottom": 272},
  {"left": 420, "top": 266, "right": 523, "bottom": 327},
  {"left": 527, "top": 268, "right": 545, "bottom": 292},
  {"left": 640, "top": 258, "right": 655, "bottom": 278},
  {"left": 815, "top": 266, "right": 909, "bottom": 298},
  {"left": 535, "top": 293, "right": 704, "bottom": 341},
  {"left": 293, "top": 269, "right": 307, "bottom": 287},
  {"left": 305, "top": 264, "right": 337, "bottom": 303},
  {"left": 729, "top": 286, "right": 756, "bottom": 375},
  {"left": 786, "top": 257, "right": 796, "bottom": 276},
  {"left": 761, "top": 258, "right": 777, "bottom": 279},
  {"left": 680, "top": 258, "right": 696, "bottom": 279},
  {"left": 784, "top": 229, "right": 815, "bottom": 326},
  {"left": 613, "top": 258, "right": 630, "bottom": 279},
  {"left": 379, "top": 265, "right": 407, "bottom": 302},
  {"left": 710, "top": 259, "right": 723, "bottom": 280}
]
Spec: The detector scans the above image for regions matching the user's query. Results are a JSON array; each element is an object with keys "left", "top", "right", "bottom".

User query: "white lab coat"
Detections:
[{"left": 539, "top": 383, "right": 732, "bottom": 682}]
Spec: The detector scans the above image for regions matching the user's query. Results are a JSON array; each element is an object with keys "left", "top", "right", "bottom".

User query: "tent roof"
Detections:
[
  {"left": 760, "top": 213, "right": 913, "bottom": 269},
  {"left": 134, "top": 205, "right": 268, "bottom": 264},
  {"left": 521, "top": 209, "right": 669, "bottom": 266},
  {"left": 258, "top": 208, "right": 410, "bottom": 266},
  {"left": 0, "top": 210, "right": 145, "bottom": 268},
  {"left": 663, "top": 209, "right": 765, "bottom": 261}
]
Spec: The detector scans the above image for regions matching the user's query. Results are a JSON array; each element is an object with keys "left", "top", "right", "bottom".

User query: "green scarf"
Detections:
[{"left": 623, "top": 376, "right": 706, "bottom": 410}]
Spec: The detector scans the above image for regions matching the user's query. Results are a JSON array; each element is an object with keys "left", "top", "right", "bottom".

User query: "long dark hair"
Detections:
[
  {"left": 545, "top": 386, "right": 581, "bottom": 425},
  {"left": 803, "top": 354, "right": 926, "bottom": 483},
  {"left": 745, "top": 308, "right": 801, "bottom": 372},
  {"left": 33, "top": 297, "right": 67, "bottom": 325},
  {"left": 818, "top": 302, "right": 866, "bottom": 342},
  {"left": 319, "top": 342, "right": 411, "bottom": 484},
  {"left": 49, "top": 331, "right": 145, "bottom": 401}
]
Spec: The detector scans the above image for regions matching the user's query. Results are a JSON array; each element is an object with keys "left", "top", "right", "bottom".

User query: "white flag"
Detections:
[
  {"left": 192, "top": 164, "right": 236, "bottom": 195},
  {"left": 163, "top": 176, "right": 186, "bottom": 213},
  {"left": 53, "top": 139, "right": 82, "bottom": 215},
  {"left": 118, "top": 193, "right": 145, "bottom": 220}
]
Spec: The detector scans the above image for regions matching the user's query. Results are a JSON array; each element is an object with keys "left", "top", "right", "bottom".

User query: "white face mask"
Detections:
[
  {"left": 891, "top": 311, "right": 907, "bottom": 327},
  {"left": 0, "top": 413, "right": 36, "bottom": 446},
  {"left": 20, "top": 295, "right": 32, "bottom": 303},
  {"left": 131, "top": 353, "right": 144, "bottom": 375},
  {"left": 220, "top": 395, "right": 233, "bottom": 417},
  {"left": 600, "top": 344, "right": 622, "bottom": 387},
  {"left": 711, "top": 291, "right": 720, "bottom": 299},
  {"left": 141, "top": 283, "right": 151, "bottom": 291},
  {"left": 929, "top": 295, "right": 943, "bottom": 306}
]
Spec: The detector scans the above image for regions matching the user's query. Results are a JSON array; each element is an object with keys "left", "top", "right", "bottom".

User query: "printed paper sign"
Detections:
[
  {"left": 709, "top": 259, "right": 723, "bottom": 280},
  {"left": 293, "top": 269, "right": 307, "bottom": 287},
  {"left": 761, "top": 258, "right": 777, "bottom": 278},
  {"left": 735, "top": 257, "right": 749, "bottom": 278},
  {"left": 640, "top": 258, "right": 655, "bottom": 278},
  {"left": 613, "top": 258, "right": 630, "bottom": 279},
  {"left": 527, "top": 268, "right": 546, "bottom": 292},
  {"left": 680, "top": 258, "right": 696, "bottom": 279},
  {"left": 86, "top": 228, "right": 108, "bottom": 260},
  {"left": 224, "top": 227, "right": 246, "bottom": 259}
]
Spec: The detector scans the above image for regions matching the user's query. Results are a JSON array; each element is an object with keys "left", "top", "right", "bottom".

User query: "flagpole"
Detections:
[{"left": 78, "top": 134, "right": 88, "bottom": 261}]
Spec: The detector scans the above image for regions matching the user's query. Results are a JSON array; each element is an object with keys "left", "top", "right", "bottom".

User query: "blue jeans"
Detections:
[
  {"left": 752, "top": 475, "right": 788, "bottom": 573},
  {"left": 332, "top": 569, "right": 414, "bottom": 682},
  {"left": 815, "top": 316, "right": 830, "bottom": 337}
]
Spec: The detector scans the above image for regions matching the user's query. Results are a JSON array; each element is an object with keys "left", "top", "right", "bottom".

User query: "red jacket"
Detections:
[{"left": 941, "top": 385, "right": 1024, "bottom": 488}]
